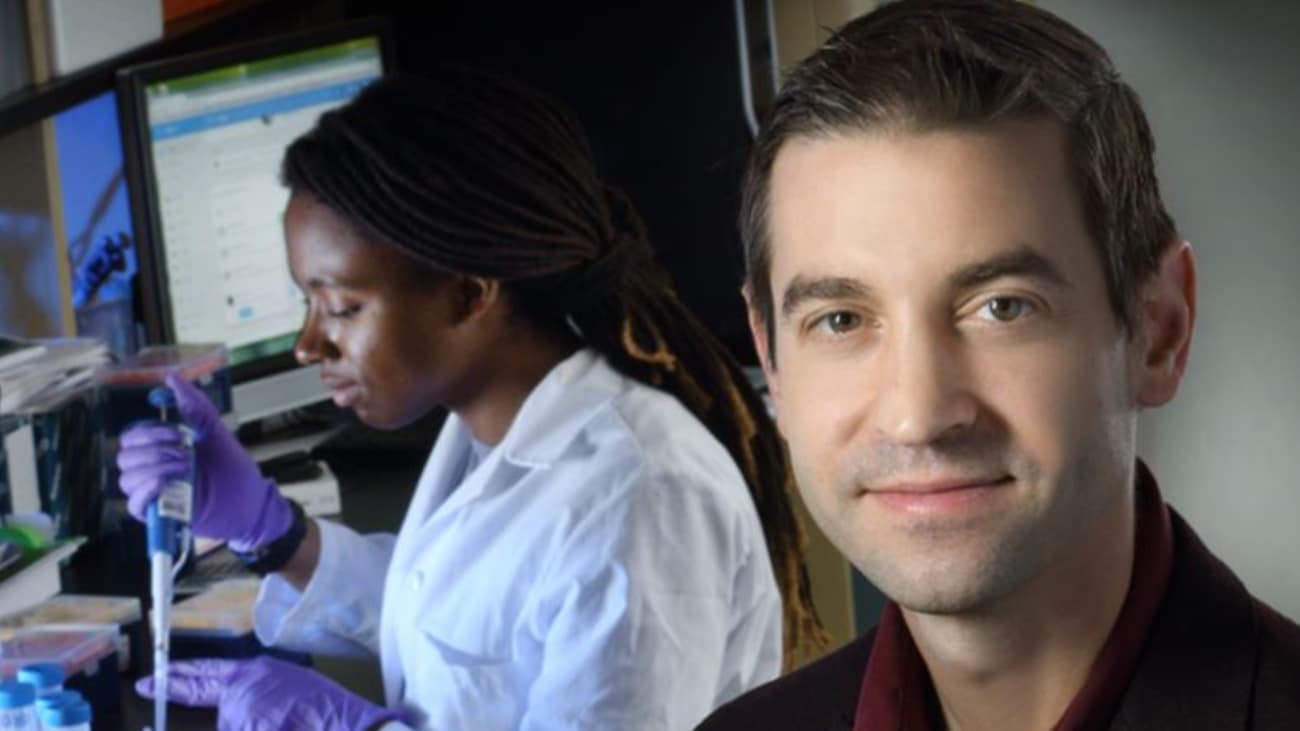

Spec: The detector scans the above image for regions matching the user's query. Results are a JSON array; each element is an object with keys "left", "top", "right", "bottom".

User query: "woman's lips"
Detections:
[{"left": 320, "top": 377, "right": 360, "bottom": 408}]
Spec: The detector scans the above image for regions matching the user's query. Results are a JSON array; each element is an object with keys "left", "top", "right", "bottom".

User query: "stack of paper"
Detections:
[{"left": 0, "top": 337, "right": 110, "bottom": 414}]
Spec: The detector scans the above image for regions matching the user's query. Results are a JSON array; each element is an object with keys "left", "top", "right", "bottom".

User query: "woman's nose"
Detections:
[{"left": 294, "top": 310, "right": 338, "bottom": 365}]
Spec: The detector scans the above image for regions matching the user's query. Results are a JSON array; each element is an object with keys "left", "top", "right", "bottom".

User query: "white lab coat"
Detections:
[{"left": 253, "top": 349, "right": 783, "bottom": 730}]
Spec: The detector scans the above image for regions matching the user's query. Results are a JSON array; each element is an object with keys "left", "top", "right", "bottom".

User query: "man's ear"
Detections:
[
  {"left": 1134, "top": 240, "right": 1197, "bottom": 407},
  {"left": 742, "top": 283, "right": 782, "bottom": 414},
  {"left": 451, "top": 275, "right": 502, "bottom": 325}
]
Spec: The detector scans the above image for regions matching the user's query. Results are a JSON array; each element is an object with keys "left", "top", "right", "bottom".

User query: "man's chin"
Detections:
[{"left": 856, "top": 543, "right": 1033, "bottom": 616}]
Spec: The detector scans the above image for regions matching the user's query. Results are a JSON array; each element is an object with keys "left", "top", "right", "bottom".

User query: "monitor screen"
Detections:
[{"left": 120, "top": 21, "right": 392, "bottom": 423}]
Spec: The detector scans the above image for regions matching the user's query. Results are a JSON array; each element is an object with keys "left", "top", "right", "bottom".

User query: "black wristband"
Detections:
[{"left": 232, "top": 499, "right": 308, "bottom": 576}]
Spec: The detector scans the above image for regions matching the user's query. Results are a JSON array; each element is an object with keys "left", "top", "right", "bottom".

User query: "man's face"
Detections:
[{"left": 756, "top": 120, "right": 1142, "bottom": 614}]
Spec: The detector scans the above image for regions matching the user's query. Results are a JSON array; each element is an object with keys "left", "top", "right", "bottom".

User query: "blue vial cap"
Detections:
[
  {"left": 148, "top": 385, "right": 178, "bottom": 410},
  {"left": 35, "top": 690, "right": 81, "bottom": 711},
  {"left": 17, "top": 662, "right": 63, "bottom": 688},
  {"left": 40, "top": 698, "right": 91, "bottom": 725},
  {"left": 0, "top": 680, "right": 35, "bottom": 708}
]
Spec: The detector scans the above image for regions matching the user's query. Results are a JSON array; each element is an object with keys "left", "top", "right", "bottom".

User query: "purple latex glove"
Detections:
[
  {"left": 116, "top": 373, "right": 292, "bottom": 551},
  {"left": 136, "top": 656, "right": 404, "bottom": 731}
]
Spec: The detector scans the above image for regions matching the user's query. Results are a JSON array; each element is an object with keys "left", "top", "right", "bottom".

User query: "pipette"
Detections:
[{"left": 144, "top": 386, "right": 194, "bottom": 731}]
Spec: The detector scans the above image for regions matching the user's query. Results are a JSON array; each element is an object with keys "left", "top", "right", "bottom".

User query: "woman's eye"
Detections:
[
  {"left": 327, "top": 304, "right": 362, "bottom": 319},
  {"left": 979, "top": 296, "right": 1032, "bottom": 322},
  {"left": 813, "top": 310, "right": 863, "bottom": 335}
]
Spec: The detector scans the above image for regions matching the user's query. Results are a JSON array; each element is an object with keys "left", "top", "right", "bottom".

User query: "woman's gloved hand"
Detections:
[
  {"left": 136, "top": 656, "right": 405, "bottom": 731},
  {"left": 116, "top": 373, "right": 292, "bottom": 552}
]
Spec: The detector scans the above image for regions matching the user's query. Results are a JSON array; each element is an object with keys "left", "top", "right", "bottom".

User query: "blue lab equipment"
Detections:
[
  {"left": 143, "top": 384, "right": 194, "bottom": 731},
  {"left": 37, "top": 697, "right": 91, "bottom": 731},
  {"left": 16, "top": 663, "right": 62, "bottom": 696},
  {"left": 0, "top": 680, "right": 38, "bottom": 730}
]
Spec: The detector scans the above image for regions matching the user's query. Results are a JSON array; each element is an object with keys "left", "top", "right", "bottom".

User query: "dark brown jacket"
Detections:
[{"left": 696, "top": 512, "right": 1300, "bottom": 730}]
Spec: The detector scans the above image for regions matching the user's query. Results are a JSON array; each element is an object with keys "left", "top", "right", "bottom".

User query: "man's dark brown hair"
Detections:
[{"left": 742, "top": 0, "right": 1177, "bottom": 356}]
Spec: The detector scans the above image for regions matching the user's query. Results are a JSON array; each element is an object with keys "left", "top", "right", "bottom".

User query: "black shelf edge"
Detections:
[{"left": 0, "top": 0, "right": 330, "bottom": 138}]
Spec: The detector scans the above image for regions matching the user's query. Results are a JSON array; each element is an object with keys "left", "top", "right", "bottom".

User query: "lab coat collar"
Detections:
[
  {"left": 396, "top": 348, "right": 624, "bottom": 539},
  {"left": 500, "top": 347, "right": 624, "bottom": 469}
]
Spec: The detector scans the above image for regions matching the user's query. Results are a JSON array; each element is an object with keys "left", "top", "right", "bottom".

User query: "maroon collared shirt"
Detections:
[{"left": 853, "top": 464, "right": 1175, "bottom": 730}]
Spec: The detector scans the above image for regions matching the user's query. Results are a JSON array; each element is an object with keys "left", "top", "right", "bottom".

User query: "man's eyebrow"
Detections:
[
  {"left": 948, "top": 246, "right": 1071, "bottom": 291},
  {"left": 781, "top": 275, "right": 875, "bottom": 319}
]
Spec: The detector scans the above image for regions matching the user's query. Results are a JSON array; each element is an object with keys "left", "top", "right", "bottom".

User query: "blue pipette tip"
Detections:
[{"left": 148, "top": 385, "right": 177, "bottom": 410}]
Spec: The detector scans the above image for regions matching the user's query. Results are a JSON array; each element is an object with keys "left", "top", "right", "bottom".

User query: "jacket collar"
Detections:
[{"left": 1108, "top": 510, "right": 1259, "bottom": 730}]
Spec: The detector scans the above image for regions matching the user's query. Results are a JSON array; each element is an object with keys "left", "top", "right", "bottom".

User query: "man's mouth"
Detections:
[{"left": 864, "top": 475, "right": 1015, "bottom": 516}]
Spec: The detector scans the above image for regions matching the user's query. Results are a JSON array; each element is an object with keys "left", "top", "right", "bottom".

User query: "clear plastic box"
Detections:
[
  {"left": 96, "top": 343, "right": 231, "bottom": 436},
  {"left": 0, "top": 627, "right": 115, "bottom": 678},
  {"left": 96, "top": 344, "right": 229, "bottom": 387}
]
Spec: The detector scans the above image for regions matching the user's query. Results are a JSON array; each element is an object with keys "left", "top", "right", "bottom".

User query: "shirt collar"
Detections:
[{"left": 852, "top": 460, "right": 1175, "bottom": 731}]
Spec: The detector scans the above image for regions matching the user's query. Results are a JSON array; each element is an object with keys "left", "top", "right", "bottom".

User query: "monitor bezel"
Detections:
[{"left": 117, "top": 17, "right": 395, "bottom": 388}]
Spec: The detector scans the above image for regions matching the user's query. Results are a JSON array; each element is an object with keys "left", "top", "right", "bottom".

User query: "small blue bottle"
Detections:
[
  {"left": 16, "top": 664, "right": 63, "bottom": 697},
  {"left": 0, "top": 680, "right": 38, "bottom": 731},
  {"left": 37, "top": 698, "right": 91, "bottom": 731}
]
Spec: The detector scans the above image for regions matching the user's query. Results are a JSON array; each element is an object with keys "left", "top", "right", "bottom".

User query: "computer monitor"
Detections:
[{"left": 118, "top": 20, "right": 394, "bottom": 424}]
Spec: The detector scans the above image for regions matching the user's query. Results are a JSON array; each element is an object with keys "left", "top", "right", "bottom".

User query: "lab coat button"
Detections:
[{"left": 410, "top": 571, "right": 424, "bottom": 590}]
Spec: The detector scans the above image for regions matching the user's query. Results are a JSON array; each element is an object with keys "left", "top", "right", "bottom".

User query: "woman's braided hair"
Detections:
[{"left": 282, "top": 67, "right": 828, "bottom": 666}]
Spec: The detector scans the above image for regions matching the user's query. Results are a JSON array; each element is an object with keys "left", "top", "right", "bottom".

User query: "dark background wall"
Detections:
[{"left": 343, "top": 1, "right": 759, "bottom": 363}]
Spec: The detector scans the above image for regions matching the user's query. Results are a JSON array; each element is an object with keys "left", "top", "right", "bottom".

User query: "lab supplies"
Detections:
[
  {"left": 0, "top": 339, "right": 108, "bottom": 415},
  {"left": 33, "top": 689, "right": 81, "bottom": 714},
  {"left": 0, "top": 627, "right": 116, "bottom": 678},
  {"left": 97, "top": 344, "right": 230, "bottom": 438},
  {"left": 15, "top": 663, "right": 62, "bottom": 696},
  {"left": 142, "top": 385, "right": 194, "bottom": 731},
  {"left": 0, "top": 680, "right": 37, "bottom": 730},
  {"left": 36, "top": 697, "right": 90, "bottom": 731},
  {"left": 0, "top": 540, "right": 85, "bottom": 619},
  {"left": 0, "top": 627, "right": 119, "bottom": 722},
  {"left": 0, "top": 594, "right": 144, "bottom": 673}
]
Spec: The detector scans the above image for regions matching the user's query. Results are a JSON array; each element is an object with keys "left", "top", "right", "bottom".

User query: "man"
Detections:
[{"left": 697, "top": 1, "right": 1300, "bottom": 729}]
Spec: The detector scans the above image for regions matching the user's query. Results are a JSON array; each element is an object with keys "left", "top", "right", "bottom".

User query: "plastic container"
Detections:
[
  {"left": 0, "top": 594, "right": 144, "bottom": 676},
  {"left": 0, "top": 628, "right": 118, "bottom": 721},
  {"left": 36, "top": 697, "right": 90, "bottom": 731},
  {"left": 15, "top": 663, "right": 61, "bottom": 696},
  {"left": 0, "top": 680, "right": 37, "bottom": 730},
  {"left": 97, "top": 343, "right": 231, "bottom": 437},
  {"left": 0, "top": 627, "right": 115, "bottom": 679}
]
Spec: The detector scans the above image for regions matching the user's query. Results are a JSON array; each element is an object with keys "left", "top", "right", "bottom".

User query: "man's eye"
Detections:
[
  {"left": 979, "top": 296, "right": 1033, "bottom": 322},
  {"left": 812, "top": 310, "right": 863, "bottom": 335}
]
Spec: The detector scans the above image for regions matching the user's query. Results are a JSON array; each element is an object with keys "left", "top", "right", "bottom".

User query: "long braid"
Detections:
[{"left": 283, "top": 66, "right": 829, "bottom": 665}]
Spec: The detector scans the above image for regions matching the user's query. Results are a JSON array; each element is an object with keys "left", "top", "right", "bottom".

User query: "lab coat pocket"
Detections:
[{"left": 419, "top": 624, "right": 519, "bottom": 730}]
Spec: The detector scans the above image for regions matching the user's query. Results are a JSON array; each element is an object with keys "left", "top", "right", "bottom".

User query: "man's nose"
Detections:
[{"left": 868, "top": 324, "right": 978, "bottom": 446}]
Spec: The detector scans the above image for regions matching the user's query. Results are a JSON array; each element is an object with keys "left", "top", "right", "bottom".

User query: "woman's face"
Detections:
[{"left": 284, "top": 192, "right": 471, "bottom": 429}]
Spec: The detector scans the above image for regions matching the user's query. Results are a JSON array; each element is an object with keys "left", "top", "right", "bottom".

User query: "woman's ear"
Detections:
[
  {"left": 451, "top": 275, "right": 502, "bottom": 325},
  {"left": 1133, "top": 240, "right": 1197, "bottom": 407}
]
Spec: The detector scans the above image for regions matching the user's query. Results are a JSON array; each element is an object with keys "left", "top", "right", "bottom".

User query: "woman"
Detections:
[{"left": 117, "top": 67, "right": 825, "bottom": 730}]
